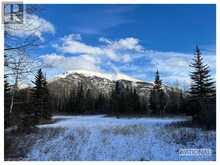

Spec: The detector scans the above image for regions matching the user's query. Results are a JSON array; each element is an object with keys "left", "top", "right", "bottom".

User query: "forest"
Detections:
[{"left": 4, "top": 47, "right": 216, "bottom": 132}]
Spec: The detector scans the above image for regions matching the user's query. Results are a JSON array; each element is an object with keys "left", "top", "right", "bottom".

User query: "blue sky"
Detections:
[
  {"left": 12, "top": 4, "right": 216, "bottom": 87},
  {"left": 37, "top": 4, "right": 216, "bottom": 52}
]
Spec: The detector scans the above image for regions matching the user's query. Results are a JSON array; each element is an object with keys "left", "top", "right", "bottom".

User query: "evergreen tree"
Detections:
[
  {"left": 108, "top": 80, "right": 147, "bottom": 115},
  {"left": 190, "top": 46, "right": 215, "bottom": 98},
  {"left": 111, "top": 81, "right": 120, "bottom": 114},
  {"left": 32, "top": 69, "right": 51, "bottom": 123},
  {"left": 75, "top": 82, "right": 84, "bottom": 113},
  {"left": 84, "top": 89, "right": 95, "bottom": 113},
  {"left": 153, "top": 70, "right": 162, "bottom": 90},
  {"left": 149, "top": 70, "right": 166, "bottom": 115},
  {"left": 166, "top": 87, "right": 182, "bottom": 114},
  {"left": 118, "top": 91, "right": 126, "bottom": 114},
  {"left": 95, "top": 93, "right": 106, "bottom": 113},
  {"left": 42, "top": 76, "right": 51, "bottom": 119},
  {"left": 110, "top": 81, "right": 144, "bottom": 115},
  {"left": 67, "top": 87, "right": 76, "bottom": 113},
  {"left": 124, "top": 86, "right": 132, "bottom": 113},
  {"left": 132, "top": 88, "right": 141, "bottom": 113},
  {"left": 115, "top": 81, "right": 121, "bottom": 95},
  {"left": 189, "top": 46, "right": 216, "bottom": 127}
]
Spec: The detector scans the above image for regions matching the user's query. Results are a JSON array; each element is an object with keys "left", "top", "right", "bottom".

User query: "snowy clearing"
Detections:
[
  {"left": 38, "top": 115, "right": 191, "bottom": 128},
  {"left": 9, "top": 115, "right": 216, "bottom": 161}
]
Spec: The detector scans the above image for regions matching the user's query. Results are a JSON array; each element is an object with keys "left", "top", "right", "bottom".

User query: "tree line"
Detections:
[
  {"left": 4, "top": 46, "right": 216, "bottom": 131},
  {"left": 63, "top": 81, "right": 146, "bottom": 115},
  {"left": 4, "top": 69, "right": 51, "bottom": 131}
]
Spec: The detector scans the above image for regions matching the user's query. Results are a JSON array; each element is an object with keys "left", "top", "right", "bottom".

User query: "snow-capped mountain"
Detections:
[
  {"left": 49, "top": 69, "right": 143, "bottom": 83},
  {"left": 48, "top": 70, "right": 154, "bottom": 100}
]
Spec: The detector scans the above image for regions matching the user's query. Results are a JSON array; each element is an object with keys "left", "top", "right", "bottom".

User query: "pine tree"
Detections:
[
  {"left": 153, "top": 70, "right": 162, "bottom": 90},
  {"left": 75, "top": 82, "right": 84, "bottom": 113},
  {"left": 42, "top": 75, "right": 51, "bottom": 119},
  {"left": 115, "top": 81, "right": 121, "bottom": 95},
  {"left": 67, "top": 87, "right": 76, "bottom": 113},
  {"left": 190, "top": 46, "right": 215, "bottom": 98},
  {"left": 118, "top": 91, "right": 126, "bottom": 114},
  {"left": 189, "top": 46, "right": 216, "bottom": 126},
  {"left": 32, "top": 69, "right": 51, "bottom": 123},
  {"left": 132, "top": 88, "right": 141, "bottom": 113},
  {"left": 149, "top": 70, "right": 166, "bottom": 115},
  {"left": 110, "top": 81, "right": 121, "bottom": 114},
  {"left": 94, "top": 93, "right": 104, "bottom": 113},
  {"left": 84, "top": 89, "right": 95, "bottom": 113},
  {"left": 124, "top": 86, "right": 132, "bottom": 113}
]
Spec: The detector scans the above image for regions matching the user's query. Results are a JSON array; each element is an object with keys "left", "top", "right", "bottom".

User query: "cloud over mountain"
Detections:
[{"left": 40, "top": 34, "right": 216, "bottom": 87}]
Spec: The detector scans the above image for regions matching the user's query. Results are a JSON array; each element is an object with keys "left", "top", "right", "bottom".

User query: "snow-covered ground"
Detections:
[
  {"left": 20, "top": 115, "right": 215, "bottom": 161},
  {"left": 38, "top": 115, "right": 191, "bottom": 128}
]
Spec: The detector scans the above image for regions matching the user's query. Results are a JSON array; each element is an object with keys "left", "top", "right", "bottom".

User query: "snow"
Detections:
[
  {"left": 23, "top": 115, "right": 215, "bottom": 161},
  {"left": 49, "top": 69, "right": 143, "bottom": 82},
  {"left": 38, "top": 115, "right": 190, "bottom": 128}
]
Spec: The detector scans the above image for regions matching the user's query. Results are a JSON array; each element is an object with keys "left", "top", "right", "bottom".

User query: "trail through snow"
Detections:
[{"left": 23, "top": 115, "right": 215, "bottom": 161}]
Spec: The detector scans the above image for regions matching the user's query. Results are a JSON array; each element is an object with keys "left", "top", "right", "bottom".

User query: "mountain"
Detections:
[
  {"left": 17, "top": 70, "right": 177, "bottom": 113},
  {"left": 47, "top": 70, "right": 154, "bottom": 111},
  {"left": 49, "top": 69, "right": 143, "bottom": 82}
]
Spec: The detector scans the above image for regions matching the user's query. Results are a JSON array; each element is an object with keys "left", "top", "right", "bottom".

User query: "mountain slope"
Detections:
[
  {"left": 48, "top": 70, "right": 153, "bottom": 98},
  {"left": 47, "top": 70, "right": 154, "bottom": 112},
  {"left": 49, "top": 69, "right": 143, "bottom": 82}
]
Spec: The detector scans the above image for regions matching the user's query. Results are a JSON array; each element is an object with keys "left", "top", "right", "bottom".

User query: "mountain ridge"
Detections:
[
  {"left": 47, "top": 70, "right": 154, "bottom": 105},
  {"left": 49, "top": 69, "right": 145, "bottom": 83}
]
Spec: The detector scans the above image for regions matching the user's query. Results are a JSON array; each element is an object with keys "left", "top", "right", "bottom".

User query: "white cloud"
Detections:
[
  {"left": 56, "top": 34, "right": 143, "bottom": 62},
  {"left": 40, "top": 53, "right": 65, "bottom": 68},
  {"left": 99, "top": 37, "right": 143, "bottom": 51},
  {"left": 99, "top": 37, "right": 112, "bottom": 44},
  {"left": 44, "top": 34, "right": 216, "bottom": 86},
  {"left": 40, "top": 53, "right": 101, "bottom": 73},
  {"left": 61, "top": 33, "right": 82, "bottom": 41},
  {"left": 56, "top": 35, "right": 103, "bottom": 55},
  {"left": 108, "top": 37, "right": 144, "bottom": 52},
  {"left": 5, "top": 14, "right": 55, "bottom": 40},
  {"left": 141, "top": 50, "right": 216, "bottom": 85}
]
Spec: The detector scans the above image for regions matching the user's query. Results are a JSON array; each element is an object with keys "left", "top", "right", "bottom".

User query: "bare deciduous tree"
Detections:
[{"left": 4, "top": 6, "right": 44, "bottom": 113}]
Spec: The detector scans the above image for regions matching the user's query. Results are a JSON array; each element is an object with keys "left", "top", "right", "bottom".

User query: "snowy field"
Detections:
[{"left": 9, "top": 115, "right": 216, "bottom": 161}]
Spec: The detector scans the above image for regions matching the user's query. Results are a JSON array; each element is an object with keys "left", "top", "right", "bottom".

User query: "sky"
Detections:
[{"left": 6, "top": 4, "right": 216, "bottom": 88}]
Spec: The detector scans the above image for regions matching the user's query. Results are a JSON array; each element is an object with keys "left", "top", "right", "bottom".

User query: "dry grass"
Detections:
[
  {"left": 101, "top": 124, "right": 145, "bottom": 136},
  {"left": 5, "top": 127, "right": 66, "bottom": 160}
]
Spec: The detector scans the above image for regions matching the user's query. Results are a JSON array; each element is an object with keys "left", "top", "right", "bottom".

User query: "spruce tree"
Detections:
[
  {"left": 132, "top": 88, "right": 141, "bottom": 113},
  {"left": 114, "top": 81, "right": 126, "bottom": 114},
  {"left": 75, "top": 83, "right": 84, "bottom": 113},
  {"left": 95, "top": 93, "right": 106, "bottom": 113},
  {"left": 32, "top": 69, "right": 51, "bottom": 123},
  {"left": 125, "top": 86, "right": 133, "bottom": 113},
  {"left": 84, "top": 89, "right": 95, "bottom": 113},
  {"left": 190, "top": 46, "right": 215, "bottom": 98},
  {"left": 111, "top": 81, "right": 121, "bottom": 114},
  {"left": 42, "top": 75, "right": 51, "bottom": 119},
  {"left": 189, "top": 46, "right": 216, "bottom": 126},
  {"left": 67, "top": 87, "right": 76, "bottom": 113},
  {"left": 149, "top": 70, "right": 166, "bottom": 115},
  {"left": 153, "top": 70, "right": 162, "bottom": 90}
]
